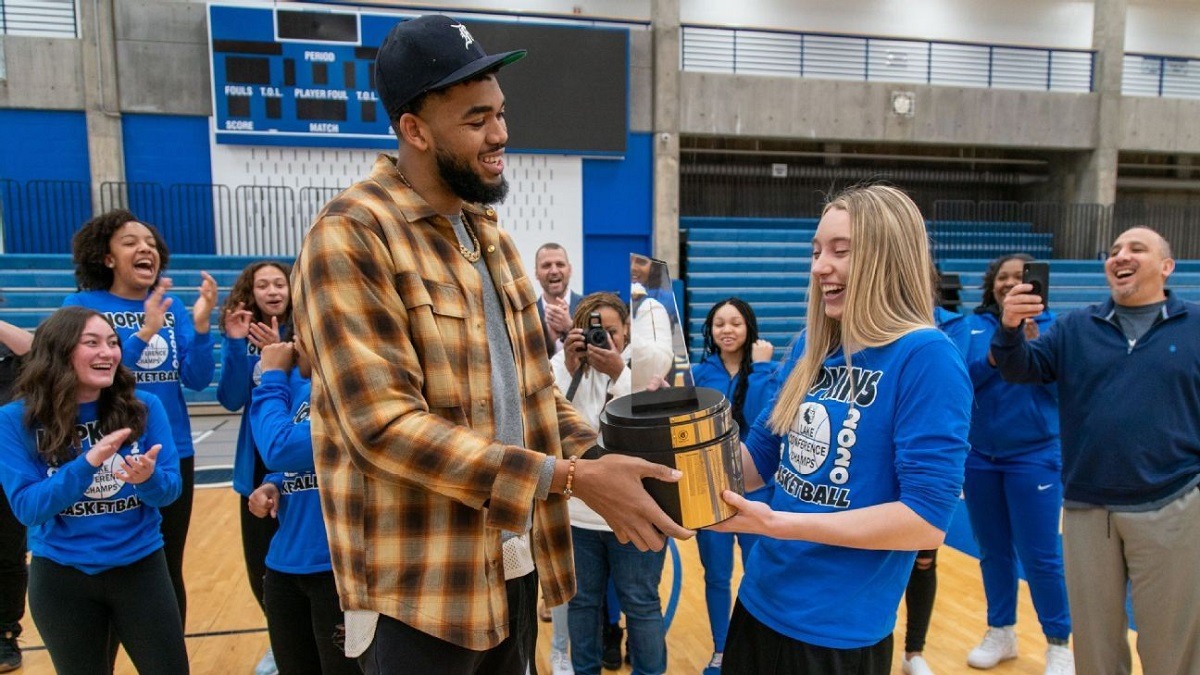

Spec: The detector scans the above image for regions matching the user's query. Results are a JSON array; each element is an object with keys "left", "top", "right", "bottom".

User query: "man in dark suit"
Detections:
[{"left": 534, "top": 243, "right": 582, "bottom": 357}]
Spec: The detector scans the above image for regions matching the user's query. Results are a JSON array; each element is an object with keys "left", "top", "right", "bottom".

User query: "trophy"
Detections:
[{"left": 596, "top": 255, "right": 745, "bottom": 529}]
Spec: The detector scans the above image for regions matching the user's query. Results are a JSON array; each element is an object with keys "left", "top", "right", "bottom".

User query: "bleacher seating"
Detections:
[
  {"left": 8, "top": 228, "right": 1200, "bottom": 400},
  {"left": 683, "top": 219, "right": 1200, "bottom": 362},
  {"left": 0, "top": 254, "right": 281, "bottom": 405}
]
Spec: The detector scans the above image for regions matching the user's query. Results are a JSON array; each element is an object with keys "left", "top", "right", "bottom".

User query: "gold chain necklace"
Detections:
[
  {"left": 455, "top": 220, "right": 482, "bottom": 263},
  {"left": 397, "top": 170, "right": 482, "bottom": 263}
]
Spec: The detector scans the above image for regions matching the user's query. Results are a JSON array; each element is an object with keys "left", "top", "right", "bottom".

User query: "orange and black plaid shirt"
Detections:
[{"left": 291, "top": 155, "right": 596, "bottom": 650}]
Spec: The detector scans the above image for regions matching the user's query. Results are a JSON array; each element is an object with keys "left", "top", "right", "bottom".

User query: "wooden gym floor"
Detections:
[{"left": 17, "top": 487, "right": 1142, "bottom": 674}]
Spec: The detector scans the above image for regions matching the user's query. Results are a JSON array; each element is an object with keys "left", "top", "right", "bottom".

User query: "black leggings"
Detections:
[
  {"left": 904, "top": 548, "right": 939, "bottom": 654},
  {"left": 159, "top": 455, "right": 195, "bottom": 625},
  {"left": 240, "top": 495, "right": 279, "bottom": 613},
  {"left": 0, "top": 487, "right": 27, "bottom": 635},
  {"left": 29, "top": 551, "right": 188, "bottom": 675},
  {"left": 264, "top": 569, "right": 359, "bottom": 675},
  {"left": 723, "top": 600, "right": 892, "bottom": 675}
]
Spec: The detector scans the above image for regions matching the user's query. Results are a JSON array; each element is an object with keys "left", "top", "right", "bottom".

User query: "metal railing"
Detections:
[
  {"left": 1122, "top": 52, "right": 1200, "bottom": 100},
  {"left": 681, "top": 25, "right": 1094, "bottom": 93},
  {"left": 1112, "top": 201, "right": 1200, "bottom": 259},
  {"left": 0, "top": 178, "right": 90, "bottom": 253},
  {"left": 7, "top": 180, "right": 1200, "bottom": 259},
  {"left": 0, "top": 0, "right": 77, "bottom": 38},
  {"left": 931, "top": 200, "right": 1114, "bottom": 260},
  {"left": 1, "top": 179, "right": 340, "bottom": 256},
  {"left": 678, "top": 163, "right": 1200, "bottom": 259},
  {"left": 99, "top": 181, "right": 318, "bottom": 257}
]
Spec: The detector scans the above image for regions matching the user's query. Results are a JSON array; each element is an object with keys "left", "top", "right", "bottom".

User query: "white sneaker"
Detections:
[
  {"left": 1044, "top": 644, "right": 1075, "bottom": 675},
  {"left": 254, "top": 648, "right": 278, "bottom": 675},
  {"left": 902, "top": 654, "right": 935, "bottom": 675},
  {"left": 550, "top": 649, "right": 574, "bottom": 675},
  {"left": 967, "top": 626, "right": 1018, "bottom": 669}
]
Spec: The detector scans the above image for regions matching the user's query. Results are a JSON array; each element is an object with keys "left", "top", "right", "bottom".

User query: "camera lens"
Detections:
[{"left": 586, "top": 326, "right": 608, "bottom": 347}]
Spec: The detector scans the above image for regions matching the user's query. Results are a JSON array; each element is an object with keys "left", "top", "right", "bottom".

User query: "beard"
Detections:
[{"left": 436, "top": 147, "right": 509, "bottom": 205}]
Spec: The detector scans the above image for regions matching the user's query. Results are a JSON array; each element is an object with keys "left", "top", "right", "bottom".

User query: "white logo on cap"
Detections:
[{"left": 451, "top": 23, "right": 474, "bottom": 50}]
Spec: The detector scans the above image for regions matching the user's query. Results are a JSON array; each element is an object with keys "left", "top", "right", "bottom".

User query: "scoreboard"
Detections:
[{"left": 208, "top": 4, "right": 629, "bottom": 155}]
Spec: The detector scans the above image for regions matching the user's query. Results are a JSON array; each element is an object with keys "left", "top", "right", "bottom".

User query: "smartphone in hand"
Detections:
[{"left": 1023, "top": 261, "right": 1050, "bottom": 305}]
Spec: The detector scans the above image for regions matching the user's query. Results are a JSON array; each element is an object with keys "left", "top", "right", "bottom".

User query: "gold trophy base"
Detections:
[{"left": 599, "top": 387, "right": 745, "bottom": 529}]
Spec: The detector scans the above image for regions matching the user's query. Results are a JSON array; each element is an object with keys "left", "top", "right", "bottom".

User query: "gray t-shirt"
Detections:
[
  {"left": 449, "top": 214, "right": 555, "bottom": 551},
  {"left": 1112, "top": 300, "right": 1165, "bottom": 346},
  {"left": 448, "top": 214, "right": 524, "bottom": 449}
]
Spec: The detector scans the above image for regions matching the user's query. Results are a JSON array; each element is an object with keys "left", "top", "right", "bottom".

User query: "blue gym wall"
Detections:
[
  {"left": 122, "top": 114, "right": 216, "bottom": 254},
  {"left": 0, "top": 110, "right": 91, "bottom": 253},
  {"left": 123, "top": 114, "right": 212, "bottom": 186},
  {"left": 581, "top": 131, "right": 653, "bottom": 300}
]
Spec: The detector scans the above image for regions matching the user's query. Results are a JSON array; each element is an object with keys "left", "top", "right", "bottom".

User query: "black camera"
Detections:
[{"left": 584, "top": 312, "right": 609, "bottom": 348}]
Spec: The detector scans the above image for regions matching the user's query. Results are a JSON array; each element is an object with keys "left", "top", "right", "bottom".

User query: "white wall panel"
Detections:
[{"left": 208, "top": 136, "right": 583, "bottom": 292}]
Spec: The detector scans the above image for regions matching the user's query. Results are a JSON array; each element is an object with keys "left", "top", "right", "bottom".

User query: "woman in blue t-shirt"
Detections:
[
  {"left": 712, "top": 185, "right": 972, "bottom": 674},
  {"left": 0, "top": 306, "right": 186, "bottom": 674},
  {"left": 246, "top": 339, "right": 358, "bottom": 675},
  {"left": 64, "top": 209, "right": 217, "bottom": 625},
  {"left": 690, "top": 297, "right": 780, "bottom": 675},
  {"left": 217, "top": 260, "right": 292, "bottom": 673}
]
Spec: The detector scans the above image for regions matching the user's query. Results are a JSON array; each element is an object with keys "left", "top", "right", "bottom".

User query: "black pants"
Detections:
[
  {"left": 159, "top": 455, "right": 195, "bottom": 625},
  {"left": 0, "top": 487, "right": 26, "bottom": 636},
  {"left": 264, "top": 569, "right": 359, "bottom": 675},
  {"left": 29, "top": 551, "right": 188, "bottom": 675},
  {"left": 904, "top": 548, "right": 938, "bottom": 654},
  {"left": 240, "top": 494, "right": 279, "bottom": 613},
  {"left": 722, "top": 600, "right": 892, "bottom": 675},
  {"left": 359, "top": 572, "right": 538, "bottom": 675}
]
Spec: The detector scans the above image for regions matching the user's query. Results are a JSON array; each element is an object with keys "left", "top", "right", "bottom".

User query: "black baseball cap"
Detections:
[{"left": 375, "top": 15, "right": 526, "bottom": 119}]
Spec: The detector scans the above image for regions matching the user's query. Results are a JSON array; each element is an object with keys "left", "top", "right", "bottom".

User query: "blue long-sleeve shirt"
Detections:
[
  {"left": 991, "top": 291, "right": 1200, "bottom": 508},
  {"left": 738, "top": 328, "right": 971, "bottom": 648},
  {"left": 934, "top": 306, "right": 970, "bottom": 356},
  {"left": 250, "top": 368, "right": 330, "bottom": 574},
  {"left": 63, "top": 290, "right": 215, "bottom": 459},
  {"left": 964, "top": 310, "right": 1060, "bottom": 459},
  {"left": 0, "top": 392, "right": 180, "bottom": 574},
  {"left": 692, "top": 352, "right": 781, "bottom": 500},
  {"left": 218, "top": 335, "right": 264, "bottom": 495}
]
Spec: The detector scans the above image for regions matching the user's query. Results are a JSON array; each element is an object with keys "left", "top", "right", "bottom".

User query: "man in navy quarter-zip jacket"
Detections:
[{"left": 990, "top": 227, "right": 1200, "bottom": 675}]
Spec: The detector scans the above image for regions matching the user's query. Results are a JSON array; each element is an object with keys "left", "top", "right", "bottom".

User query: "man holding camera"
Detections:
[{"left": 991, "top": 227, "right": 1200, "bottom": 675}]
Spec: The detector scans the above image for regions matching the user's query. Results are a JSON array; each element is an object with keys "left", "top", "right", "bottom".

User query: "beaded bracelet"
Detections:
[{"left": 563, "top": 455, "right": 579, "bottom": 500}]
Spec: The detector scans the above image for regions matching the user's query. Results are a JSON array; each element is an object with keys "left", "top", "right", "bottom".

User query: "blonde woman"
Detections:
[{"left": 710, "top": 185, "right": 972, "bottom": 674}]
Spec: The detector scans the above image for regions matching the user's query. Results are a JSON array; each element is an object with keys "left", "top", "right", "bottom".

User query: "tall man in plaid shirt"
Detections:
[{"left": 291, "top": 15, "right": 692, "bottom": 675}]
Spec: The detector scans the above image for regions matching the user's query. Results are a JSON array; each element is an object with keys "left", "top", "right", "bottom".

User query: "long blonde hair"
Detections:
[{"left": 767, "top": 185, "right": 934, "bottom": 434}]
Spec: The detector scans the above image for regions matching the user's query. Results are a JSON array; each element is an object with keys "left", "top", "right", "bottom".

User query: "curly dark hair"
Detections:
[
  {"left": 14, "top": 306, "right": 145, "bottom": 466},
  {"left": 701, "top": 297, "right": 760, "bottom": 432},
  {"left": 978, "top": 253, "right": 1034, "bottom": 312},
  {"left": 71, "top": 209, "right": 170, "bottom": 291},
  {"left": 221, "top": 261, "right": 293, "bottom": 335},
  {"left": 565, "top": 293, "right": 630, "bottom": 378}
]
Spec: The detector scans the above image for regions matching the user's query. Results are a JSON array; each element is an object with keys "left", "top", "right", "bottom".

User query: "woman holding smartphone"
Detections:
[{"left": 960, "top": 254, "right": 1072, "bottom": 674}]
